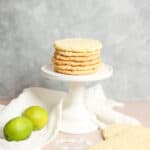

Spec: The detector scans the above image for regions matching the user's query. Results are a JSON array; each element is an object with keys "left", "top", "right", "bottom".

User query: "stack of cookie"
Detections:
[{"left": 52, "top": 38, "right": 102, "bottom": 75}]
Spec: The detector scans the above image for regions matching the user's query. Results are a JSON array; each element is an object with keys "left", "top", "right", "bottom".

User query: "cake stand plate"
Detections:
[
  {"left": 41, "top": 64, "right": 113, "bottom": 133},
  {"left": 42, "top": 64, "right": 112, "bottom": 82}
]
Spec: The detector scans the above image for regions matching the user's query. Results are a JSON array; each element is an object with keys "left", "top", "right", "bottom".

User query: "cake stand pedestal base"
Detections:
[{"left": 61, "top": 82, "right": 97, "bottom": 133}]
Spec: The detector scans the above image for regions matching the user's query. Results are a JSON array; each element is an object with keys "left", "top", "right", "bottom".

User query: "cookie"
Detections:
[
  {"left": 102, "top": 124, "right": 143, "bottom": 140},
  {"left": 89, "top": 130, "right": 150, "bottom": 150},
  {"left": 54, "top": 53, "right": 99, "bottom": 62},
  {"left": 55, "top": 49, "right": 100, "bottom": 57},
  {"left": 52, "top": 57, "right": 100, "bottom": 66},
  {"left": 54, "top": 63, "right": 100, "bottom": 71},
  {"left": 54, "top": 38, "right": 102, "bottom": 52},
  {"left": 54, "top": 68, "right": 98, "bottom": 75}
]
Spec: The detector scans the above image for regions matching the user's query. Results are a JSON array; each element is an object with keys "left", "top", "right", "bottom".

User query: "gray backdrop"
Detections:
[{"left": 0, "top": 0, "right": 150, "bottom": 100}]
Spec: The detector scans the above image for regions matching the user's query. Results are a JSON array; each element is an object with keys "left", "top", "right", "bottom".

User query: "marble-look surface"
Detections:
[{"left": 0, "top": 0, "right": 150, "bottom": 100}]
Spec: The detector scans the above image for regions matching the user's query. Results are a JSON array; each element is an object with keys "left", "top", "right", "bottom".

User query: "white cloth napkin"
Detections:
[
  {"left": 0, "top": 85, "right": 140, "bottom": 150},
  {"left": 86, "top": 84, "right": 140, "bottom": 128},
  {"left": 0, "top": 88, "right": 64, "bottom": 150}
]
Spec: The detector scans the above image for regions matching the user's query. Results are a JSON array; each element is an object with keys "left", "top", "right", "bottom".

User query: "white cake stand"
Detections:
[{"left": 41, "top": 64, "right": 113, "bottom": 133}]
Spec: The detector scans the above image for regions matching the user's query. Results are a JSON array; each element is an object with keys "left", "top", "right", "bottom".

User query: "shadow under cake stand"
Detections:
[{"left": 41, "top": 64, "right": 113, "bottom": 134}]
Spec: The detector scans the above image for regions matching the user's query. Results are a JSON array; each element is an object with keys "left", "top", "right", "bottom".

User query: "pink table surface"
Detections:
[{"left": 1, "top": 100, "right": 150, "bottom": 149}]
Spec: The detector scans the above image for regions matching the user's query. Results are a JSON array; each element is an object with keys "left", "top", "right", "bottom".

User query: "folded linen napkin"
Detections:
[
  {"left": 0, "top": 88, "right": 64, "bottom": 150},
  {"left": 86, "top": 84, "right": 140, "bottom": 128}
]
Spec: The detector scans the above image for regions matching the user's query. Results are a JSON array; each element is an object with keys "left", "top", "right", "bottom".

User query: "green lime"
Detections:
[
  {"left": 3, "top": 116, "right": 32, "bottom": 141},
  {"left": 22, "top": 106, "right": 48, "bottom": 130}
]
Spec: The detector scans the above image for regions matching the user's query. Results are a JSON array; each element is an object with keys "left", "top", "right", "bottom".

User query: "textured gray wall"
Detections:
[{"left": 0, "top": 0, "right": 150, "bottom": 100}]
